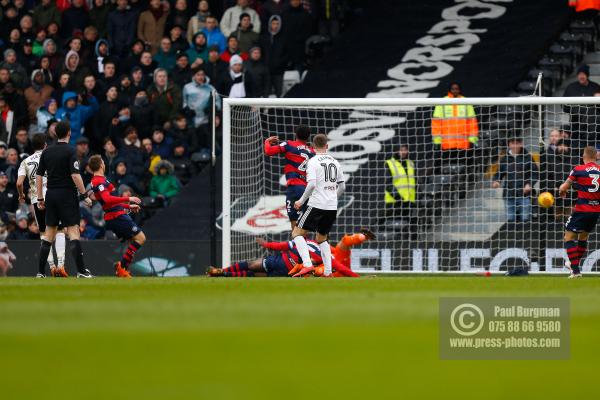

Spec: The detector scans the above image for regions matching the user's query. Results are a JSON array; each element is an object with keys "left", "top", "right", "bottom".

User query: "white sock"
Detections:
[
  {"left": 46, "top": 237, "right": 55, "bottom": 268},
  {"left": 293, "top": 236, "right": 313, "bottom": 267},
  {"left": 319, "top": 241, "right": 332, "bottom": 276},
  {"left": 55, "top": 233, "right": 66, "bottom": 266}
]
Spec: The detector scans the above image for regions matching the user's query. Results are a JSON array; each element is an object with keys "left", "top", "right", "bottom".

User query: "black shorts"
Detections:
[
  {"left": 106, "top": 214, "right": 142, "bottom": 240},
  {"left": 565, "top": 211, "right": 600, "bottom": 233},
  {"left": 33, "top": 203, "right": 46, "bottom": 233},
  {"left": 297, "top": 206, "right": 337, "bottom": 235},
  {"left": 45, "top": 188, "right": 80, "bottom": 227}
]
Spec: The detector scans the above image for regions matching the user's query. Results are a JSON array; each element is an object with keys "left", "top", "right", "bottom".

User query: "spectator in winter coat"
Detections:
[
  {"left": 130, "top": 90, "right": 156, "bottom": 139},
  {"left": 563, "top": 65, "right": 600, "bottom": 146},
  {"left": 187, "top": 32, "right": 209, "bottom": 69},
  {"left": 171, "top": 53, "right": 193, "bottom": 89},
  {"left": 137, "top": 0, "right": 169, "bottom": 55},
  {"left": 95, "top": 85, "right": 127, "bottom": 148},
  {"left": 61, "top": 50, "right": 91, "bottom": 91},
  {"left": 261, "top": 15, "right": 287, "bottom": 97},
  {"left": 187, "top": 0, "right": 212, "bottom": 43},
  {"left": 24, "top": 69, "right": 54, "bottom": 123},
  {"left": 183, "top": 68, "right": 220, "bottom": 130},
  {"left": 168, "top": 115, "right": 198, "bottom": 153},
  {"left": 232, "top": 13, "right": 259, "bottom": 53},
  {"left": 150, "top": 160, "right": 180, "bottom": 204},
  {"left": 36, "top": 98, "right": 58, "bottom": 132},
  {"left": 261, "top": 0, "right": 286, "bottom": 28},
  {"left": 0, "top": 49, "right": 28, "bottom": 89},
  {"left": 167, "top": 0, "right": 190, "bottom": 33},
  {"left": 492, "top": 136, "right": 539, "bottom": 223},
  {"left": 111, "top": 160, "right": 143, "bottom": 194},
  {"left": 169, "top": 142, "right": 197, "bottom": 185},
  {"left": 107, "top": 0, "right": 139, "bottom": 57},
  {"left": 147, "top": 68, "right": 182, "bottom": 126},
  {"left": 282, "top": 0, "right": 312, "bottom": 73},
  {"left": 55, "top": 91, "right": 99, "bottom": 144},
  {"left": 61, "top": 0, "right": 90, "bottom": 39},
  {"left": 244, "top": 47, "right": 270, "bottom": 98},
  {"left": 169, "top": 25, "right": 190, "bottom": 54},
  {"left": 220, "top": 0, "right": 261, "bottom": 37},
  {"left": 201, "top": 16, "right": 227, "bottom": 53},
  {"left": 91, "top": 39, "right": 111, "bottom": 76},
  {"left": 152, "top": 127, "right": 174, "bottom": 159},
  {"left": 9, "top": 128, "right": 33, "bottom": 156},
  {"left": 102, "top": 138, "right": 123, "bottom": 176},
  {"left": 220, "top": 36, "right": 248, "bottom": 63},
  {"left": 19, "top": 40, "right": 38, "bottom": 75},
  {"left": 42, "top": 39, "right": 62, "bottom": 77},
  {"left": 1, "top": 82, "right": 28, "bottom": 130},
  {"left": 90, "top": 0, "right": 111, "bottom": 38},
  {"left": 153, "top": 38, "right": 177, "bottom": 73},
  {"left": 218, "top": 54, "right": 254, "bottom": 98},
  {"left": 119, "top": 126, "right": 147, "bottom": 177},
  {"left": 32, "top": 0, "right": 62, "bottom": 30},
  {"left": 541, "top": 136, "right": 574, "bottom": 220},
  {"left": 7, "top": 213, "right": 32, "bottom": 240},
  {"left": 137, "top": 51, "right": 158, "bottom": 84},
  {"left": 204, "top": 46, "right": 228, "bottom": 88}
]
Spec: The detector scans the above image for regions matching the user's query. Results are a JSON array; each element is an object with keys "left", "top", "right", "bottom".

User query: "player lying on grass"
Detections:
[
  {"left": 16, "top": 133, "right": 68, "bottom": 277},
  {"left": 88, "top": 155, "right": 145, "bottom": 278},
  {"left": 559, "top": 146, "right": 600, "bottom": 279},
  {"left": 264, "top": 125, "right": 315, "bottom": 231},
  {"left": 207, "top": 228, "right": 375, "bottom": 277}
]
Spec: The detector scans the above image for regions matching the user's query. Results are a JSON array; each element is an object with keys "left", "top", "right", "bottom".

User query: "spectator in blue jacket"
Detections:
[
  {"left": 151, "top": 127, "right": 174, "bottom": 158},
  {"left": 55, "top": 91, "right": 99, "bottom": 145},
  {"left": 201, "top": 16, "right": 227, "bottom": 53},
  {"left": 182, "top": 68, "right": 220, "bottom": 129}
]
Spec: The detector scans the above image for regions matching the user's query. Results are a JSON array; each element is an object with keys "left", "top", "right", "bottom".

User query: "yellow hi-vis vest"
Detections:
[{"left": 384, "top": 158, "right": 416, "bottom": 204}]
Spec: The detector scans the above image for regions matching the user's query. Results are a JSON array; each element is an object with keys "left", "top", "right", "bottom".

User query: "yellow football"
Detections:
[{"left": 538, "top": 192, "right": 554, "bottom": 208}]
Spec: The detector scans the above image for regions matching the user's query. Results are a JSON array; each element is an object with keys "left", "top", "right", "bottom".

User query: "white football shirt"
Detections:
[
  {"left": 17, "top": 151, "right": 47, "bottom": 204},
  {"left": 305, "top": 153, "right": 345, "bottom": 210}
]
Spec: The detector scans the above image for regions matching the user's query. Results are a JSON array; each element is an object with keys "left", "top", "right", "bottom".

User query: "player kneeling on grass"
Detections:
[
  {"left": 88, "top": 155, "right": 145, "bottom": 278},
  {"left": 559, "top": 146, "right": 600, "bottom": 279}
]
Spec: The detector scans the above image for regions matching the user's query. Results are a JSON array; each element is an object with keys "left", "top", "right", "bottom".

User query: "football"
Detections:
[{"left": 538, "top": 191, "right": 555, "bottom": 208}]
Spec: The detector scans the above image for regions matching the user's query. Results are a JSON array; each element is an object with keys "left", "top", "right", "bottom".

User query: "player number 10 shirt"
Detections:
[{"left": 305, "top": 154, "right": 345, "bottom": 211}]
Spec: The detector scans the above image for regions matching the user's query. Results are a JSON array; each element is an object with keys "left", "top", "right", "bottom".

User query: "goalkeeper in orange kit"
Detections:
[{"left": 289, "top": 227, "right": 376, "bottom": 277}]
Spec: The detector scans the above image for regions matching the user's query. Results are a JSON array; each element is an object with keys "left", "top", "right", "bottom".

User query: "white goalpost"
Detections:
[{"left": 222, "top": 97, "right": 600, "bottom": 275}]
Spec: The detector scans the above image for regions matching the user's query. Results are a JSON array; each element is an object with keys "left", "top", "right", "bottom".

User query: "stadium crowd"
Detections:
[{"left": 0, "top": 0, "right": 350, "bottom": 240}]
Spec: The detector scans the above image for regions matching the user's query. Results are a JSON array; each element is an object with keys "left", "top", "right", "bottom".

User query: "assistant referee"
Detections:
[{"left": 35, "top": 121, "right": 94, "bottom": 278}]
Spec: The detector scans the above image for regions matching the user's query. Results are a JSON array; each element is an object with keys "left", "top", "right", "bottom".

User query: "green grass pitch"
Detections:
[{"left": 0, "top": 276, "right": 598, "bottom": 400}]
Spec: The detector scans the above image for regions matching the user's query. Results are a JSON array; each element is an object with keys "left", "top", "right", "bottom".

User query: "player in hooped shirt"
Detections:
[
  {"left": 264, "top": 125, "right": 315, "bottom": 230},
  {"left": 559, "top": 146, "right": 600, "bottom": 278},
  {"left": 88, "top": 155, "right": 145, "bottom": 278}
]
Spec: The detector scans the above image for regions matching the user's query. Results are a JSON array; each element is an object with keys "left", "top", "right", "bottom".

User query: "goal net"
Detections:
[{"left": 222, "top": 97, "right": 600, "bottom": 274}]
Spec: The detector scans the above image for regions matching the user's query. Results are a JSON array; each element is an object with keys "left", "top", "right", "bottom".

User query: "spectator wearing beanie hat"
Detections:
[
  {"left": 36, "top": 98, "right": 58, "bottom": 132},
  {"left": 218, "top": 54, "right": 254, "bottom": 98},
  {"left": 244, "top": 46, "right": 270, "bottom": 98}
]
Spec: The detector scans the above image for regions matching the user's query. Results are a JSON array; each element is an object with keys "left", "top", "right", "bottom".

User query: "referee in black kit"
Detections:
[{"left": 35, "top": 121, "right": 94, "bottom": 278}]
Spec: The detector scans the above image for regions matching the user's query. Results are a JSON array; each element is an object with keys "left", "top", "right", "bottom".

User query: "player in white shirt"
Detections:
[
  {"left": 292, "top": 134, "right": 346, "bottom": 277},
  {"left": 16, "top": 133, "right": 68, "bottom": 277}
]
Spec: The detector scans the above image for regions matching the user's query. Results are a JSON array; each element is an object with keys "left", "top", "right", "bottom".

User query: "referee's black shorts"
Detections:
[
  {"left": 45, "top": 188, "right": 80, "bottom": 227},
  {"left": 297, "top": 206, "right": 337, "bottom": 235},
  {"left": 33, "top": 203, "right": 46, "bottom": 233}
]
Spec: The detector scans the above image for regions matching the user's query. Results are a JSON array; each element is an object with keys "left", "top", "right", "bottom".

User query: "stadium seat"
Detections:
[
  {"left": 549, "top": 43, "right": 576, "bottom": 73},
  {"left": 538, "top": 55, "right": 565, "bottom": 82},
  {"left": 282, "top": 70, "right": 301, "bottom": 96},
  {"left": 559, "top": 31, "right": 586, "bottom": 61},
  {"left": 569, "top": 20, "right": 597, "bottom": 50},
  {"left": 527, "top": 68, "right": 556, "bottom": 92}
]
